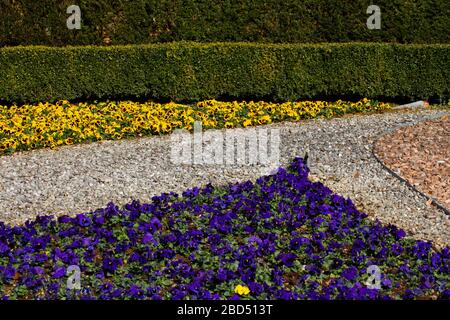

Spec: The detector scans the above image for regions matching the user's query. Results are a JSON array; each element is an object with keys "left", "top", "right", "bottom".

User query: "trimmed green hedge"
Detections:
[
  {"left": 0, "top": 42, "right": 449, "bottom": 103},
  {"left": 0, "top": 0, "right": 449, "bottom": 46}
]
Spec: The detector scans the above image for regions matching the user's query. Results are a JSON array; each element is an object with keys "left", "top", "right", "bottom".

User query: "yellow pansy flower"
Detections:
[
  {"left": 234, "top": 285, "right": 250, "bottom": 296},
  {"left": 242, "top": 119, "right": 252, "bottom": 127}
]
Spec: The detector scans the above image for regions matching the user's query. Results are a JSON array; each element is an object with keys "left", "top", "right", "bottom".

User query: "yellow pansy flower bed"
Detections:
[{"left": 0, "top": 99, "right": 390, "bottom": 155}]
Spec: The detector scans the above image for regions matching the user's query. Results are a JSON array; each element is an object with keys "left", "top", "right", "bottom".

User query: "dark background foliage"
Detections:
[{"left": 0, "top": 0, "right": 449, "bottom": 46}]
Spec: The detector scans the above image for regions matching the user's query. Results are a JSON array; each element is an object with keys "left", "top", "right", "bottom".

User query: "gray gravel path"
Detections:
[{"left": 0, "top": 109, "right": 449, "bottom": 248}]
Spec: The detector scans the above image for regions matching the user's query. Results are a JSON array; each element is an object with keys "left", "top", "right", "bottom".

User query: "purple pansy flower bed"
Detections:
[{"left": 0, "top": 157, "right": 448, "bottom": 300}]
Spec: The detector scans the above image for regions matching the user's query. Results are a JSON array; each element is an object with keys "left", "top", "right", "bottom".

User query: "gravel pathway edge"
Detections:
[{"left": 372, "top": 134, "right": 450, "bottom": 216}]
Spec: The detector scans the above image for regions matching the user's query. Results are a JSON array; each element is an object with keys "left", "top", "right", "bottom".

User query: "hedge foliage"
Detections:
[
  {"left": 0, "top": 42, "right": 448, "bottom": 103},
  {"left": 0, "top": 0, "right": 449, "bottom": 46}
]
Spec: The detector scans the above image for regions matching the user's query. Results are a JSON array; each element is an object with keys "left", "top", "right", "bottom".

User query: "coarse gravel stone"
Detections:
[{"left": 0, "top": 109, "right": 448, "bottom": 248}]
